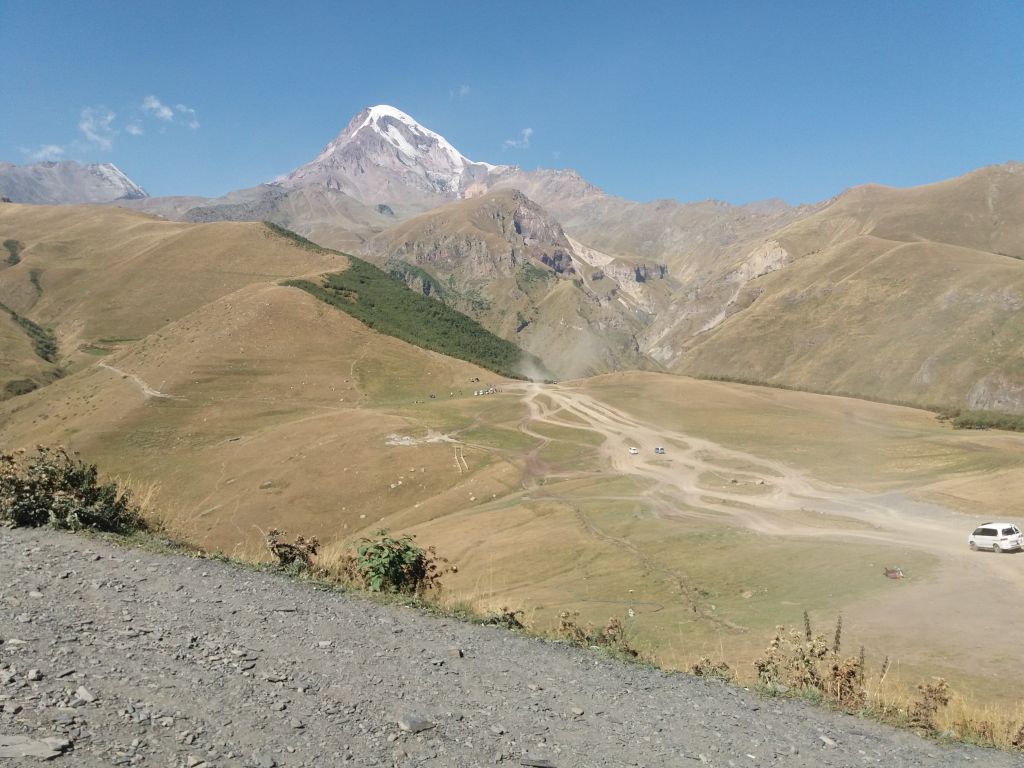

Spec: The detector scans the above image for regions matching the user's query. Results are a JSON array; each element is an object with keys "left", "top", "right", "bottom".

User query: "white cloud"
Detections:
[
  {"left": 142, "top": 95, "right": 174, "bottom": 121},
  {"left": 79, "top": 107, "right": 116, "bottom": 150},
  {"left": 450, "top": 84, "right": 471, "bottom": 99},
  {"left": 126, "top": 123, "right": 144, "bottom": 136},
  {"left": 175, "top": 103, "right": 200, "bottom": 130},
  {"left": 20, "top": 144, "right": 65, "bottom": 162},
  {"left": 503, "top": 127, "right": 533, "bottom": 150}
]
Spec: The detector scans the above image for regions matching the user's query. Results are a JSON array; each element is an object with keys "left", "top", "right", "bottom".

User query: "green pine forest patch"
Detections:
[{"left": 269, "top": 225, "right": 544, "bottom": 380}]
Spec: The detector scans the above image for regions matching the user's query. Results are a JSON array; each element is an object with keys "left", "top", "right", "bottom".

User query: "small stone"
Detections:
[
  {"left": 75, "top": 685, "right": 96, "bottom": 703},
  {"left": 289, "top": 717, "right": 304, "bottom": 729},
  {"left": 160, "top": 716, "right": 174, "bottom": 727},
  {"left": 398, "top": 713, "right": 434, "bottom": 733},
  {"left": 570, "top": 707, "right": 584, "bottom": 716},
  {"left": 317, "top": 641, "right": 333, "bottom": 648},
  {"left": 27, "top": 669, "right": 43, "bottom": 681},
  {"left": 490, "top": 724, "right": 506, "bottom": 736},
  {"left": 252, "top": 754, "right": 277, "bottom": 768},
  {"left": 448, "top": 648, "right": 464, "bottom": 658},
  {"left": 819, "top": 735, "right": 837, "bottom": 748},
  {"left": 28, "top": 591, "right": 43, "bottom": 598},
  {"left": 520, "top": 759, "right": 557, "bottom": 768},
  {"left": 271, "top": 702, "right": 286, "bottom": 712}
]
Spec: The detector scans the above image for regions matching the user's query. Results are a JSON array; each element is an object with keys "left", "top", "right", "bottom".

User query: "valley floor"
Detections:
[{"left": 1, "top": 527, "right": 1019, "bottom": 767}]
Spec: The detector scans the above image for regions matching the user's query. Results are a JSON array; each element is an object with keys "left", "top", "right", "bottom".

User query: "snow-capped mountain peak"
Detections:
[
  {"left": 354, "top": 105, "right": 469, "bottom": 170},
  {"left": 279, "top": 105, "right": 507, "bottom": 208}
]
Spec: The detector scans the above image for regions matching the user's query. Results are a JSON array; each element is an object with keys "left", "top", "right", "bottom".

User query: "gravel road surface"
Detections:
[{"left": 1, "top": 528, "right": 1020, "bottom": 767}]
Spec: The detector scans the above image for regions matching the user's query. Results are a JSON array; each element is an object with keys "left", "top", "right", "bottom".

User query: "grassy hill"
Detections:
[
  {"left": 663, "top": 164, "right": 1024, "bottom": 413},
  {"left": 287, "top": 261, "right": 544, "bottom": 379},
  {"left": 0, "top": 204, "right": 345, "bottom": 383}
]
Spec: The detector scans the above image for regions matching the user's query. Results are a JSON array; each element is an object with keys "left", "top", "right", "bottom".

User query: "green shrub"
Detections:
[
  {"left": 353, "top": 528, "right": 450, "bottom": 595},
  {"left": 3, "top": 239, "right": 22, "bottom": 266},
  {"left": 0, "top": 300, "right": 57, "bottom": 362},
  {"left": 0, "top": 446, "right": 146, "bottom": 534},
  {"left": 3, "top": 379, "right": 38, "bottom": 398}
]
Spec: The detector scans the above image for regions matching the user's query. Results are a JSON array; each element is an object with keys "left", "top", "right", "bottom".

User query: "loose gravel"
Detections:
[{"left": 1, "top": 528, "right": 1020, "bottom": 767}]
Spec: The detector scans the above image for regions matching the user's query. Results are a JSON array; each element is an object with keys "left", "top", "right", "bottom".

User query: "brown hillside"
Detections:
[
  {"left": 0, "top": 204, "right": 344, "bottom": 381},
  {"left": 667, "top": 164, "right": 1024, "bottom": 411},
  {"left": 0, "top": 281, "right": 509, "bottom": 548}
]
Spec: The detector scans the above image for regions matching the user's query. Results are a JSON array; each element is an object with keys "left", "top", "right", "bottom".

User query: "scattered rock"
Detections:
[
  {"left": 0, "top": 734, "right": 72, "bottom": 759},
  {"left": 74, "top": 685, "right": 96, "bottom": 703},
  {"left": 398, "top": 713, "right": 434, "bottom": 733}
]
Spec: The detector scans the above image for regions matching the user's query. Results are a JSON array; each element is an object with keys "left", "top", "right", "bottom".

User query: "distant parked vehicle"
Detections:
[
  {"left": 968, "top": 522, "right": 1023, "bottom": 553},
  {"left": 628, "top": 446, "right": 639, "bottom": 455},
  {"left": 654, "top": 446, "right": 666, "bottom": 455}
]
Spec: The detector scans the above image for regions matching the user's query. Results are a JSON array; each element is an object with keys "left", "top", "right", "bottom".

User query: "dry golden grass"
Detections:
[{"left": 3, "top": 201, "right": 1024, "bottom": 734}]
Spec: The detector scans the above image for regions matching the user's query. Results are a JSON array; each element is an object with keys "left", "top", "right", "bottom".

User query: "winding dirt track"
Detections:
[{"left": 511, "top": 382, "right": 1024, "bottom": 581}]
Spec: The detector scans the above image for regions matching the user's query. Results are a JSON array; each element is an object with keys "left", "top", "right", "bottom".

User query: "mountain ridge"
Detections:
[{"left": 0, "top": 160, "right": 147, "bottom": 204}]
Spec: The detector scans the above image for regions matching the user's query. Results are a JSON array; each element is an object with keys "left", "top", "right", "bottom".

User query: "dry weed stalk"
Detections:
[
  {"left": 265, "top": 528, "right": 319, "bottom": 569},
  {"left": 557, "top": 611, "right": 640, "bottom": 658},
  {"left": 754, "top": 612, "right": 866, "bottom": 709},
  {"left": 909, "top": 678, "right": 951, "bottom": 730}
]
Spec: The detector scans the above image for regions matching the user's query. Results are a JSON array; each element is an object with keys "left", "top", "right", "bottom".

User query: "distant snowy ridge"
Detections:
[{"left": 0, "top": 160, "right": 147, "bottom": 204}]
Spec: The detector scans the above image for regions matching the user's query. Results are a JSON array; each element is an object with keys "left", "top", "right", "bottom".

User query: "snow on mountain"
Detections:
[
  {"left": 279, "top": 105, "right": 507, "bottom": 209},
  {"left": 0, "top": 161, "right": 148, "bottom": 204}
]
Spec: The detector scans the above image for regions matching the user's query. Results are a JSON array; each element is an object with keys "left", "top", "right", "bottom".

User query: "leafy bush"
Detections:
[
  {"left": 351, "top": 528, "right": 451, "bottom": 595},
  {"left": 0, "top": 446, "right": 147, "bottom": 534}
]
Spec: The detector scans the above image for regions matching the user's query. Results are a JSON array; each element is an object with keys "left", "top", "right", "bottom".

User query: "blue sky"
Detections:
[{"left": 3, "top": 1, "right": 1022, "bottom": 204}]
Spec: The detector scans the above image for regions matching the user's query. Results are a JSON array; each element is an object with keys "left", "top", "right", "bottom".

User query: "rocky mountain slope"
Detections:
[
  {"left": 2, "top": 527, "right": 1016, "bottom": 767},
  {"left": 0, "top": 161, "right": 147, "bottom": 204},
  {"left": 363, "top": 189, "right": 669, "bottom": 377}
]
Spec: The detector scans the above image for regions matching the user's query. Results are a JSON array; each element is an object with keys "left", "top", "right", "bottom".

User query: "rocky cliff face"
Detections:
[
  {"left": 0, "top": 161, "right": 147, "bottom": 204},
  {"left": 362, "top": 189, "right": 657, "bottom": 377}
]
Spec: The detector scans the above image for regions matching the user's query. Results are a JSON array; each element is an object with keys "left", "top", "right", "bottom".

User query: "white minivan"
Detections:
[{"left": 968, "top": 522, "right": 1023, "bottom": 553}]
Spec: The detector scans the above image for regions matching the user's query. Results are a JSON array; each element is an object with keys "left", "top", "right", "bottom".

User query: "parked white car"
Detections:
[
  {"left": 628, "top": 446, "right": 639, "bottom": 455},
  {"left": 968, "top": 522, "right": 1023, "bottom": 553}
]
